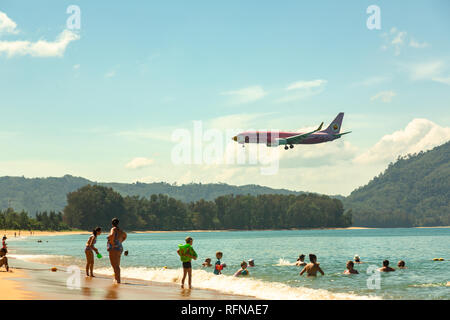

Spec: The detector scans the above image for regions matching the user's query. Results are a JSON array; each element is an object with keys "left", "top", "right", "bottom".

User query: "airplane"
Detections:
[{"left": 232, "top": 112, "right": 351, "bottom": 150}]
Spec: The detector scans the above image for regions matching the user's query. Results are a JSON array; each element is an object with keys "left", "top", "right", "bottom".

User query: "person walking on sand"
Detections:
[
  {"left": 107, "top": 218, "right": 127, "bottom": 284},
  {"left": 300, "top": 254, "right": 324, "bottom": 277},
  {"left": 177, "top": 236, "right": 197, "bottom": 289},
  {"left": 0, "top": 248, "right": 9, "bottom": 272},
  {"left": 85, "top": 227, "right": 102, "bottom": 277}
]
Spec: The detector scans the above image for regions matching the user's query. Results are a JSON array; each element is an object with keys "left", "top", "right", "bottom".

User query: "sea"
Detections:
[{"left": 7, "top": 228, "right": 450, "bottom": 300}]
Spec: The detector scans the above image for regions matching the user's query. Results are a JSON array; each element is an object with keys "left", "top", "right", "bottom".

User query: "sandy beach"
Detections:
[
  {"left": 2, "top": 230, "right": 90, "bottom": 238},
  {"left": 0, "top": 269, "right": 37, "bottom": 299},
  {"left": 2, "top": 257, "right": 255, "bottom": 300}
]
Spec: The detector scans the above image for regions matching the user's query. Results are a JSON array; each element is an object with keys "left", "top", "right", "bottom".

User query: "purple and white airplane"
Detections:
[{"left": 232, "top": 112, "right": 351, "bottom": 150}]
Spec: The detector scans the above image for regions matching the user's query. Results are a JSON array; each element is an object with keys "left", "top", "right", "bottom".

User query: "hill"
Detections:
[
  {"left": 0, "top": 175, "right": 303, "bottom": 215},
  {"left": 344, "top": 141, "right": 450, "bottom": 227}
]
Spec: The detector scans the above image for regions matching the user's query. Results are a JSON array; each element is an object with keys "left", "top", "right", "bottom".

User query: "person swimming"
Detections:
[
  {"left": 296, "top": 254, "right": 306, "bottom": 266},
  {"left": 234, "top": 261, "right": 250, "bottom": 277},
  {"left": 248, "top": 259, "right": 255, "bottom": 267},
  {"left": 300, "top": 254, "right": 324, "bottom": 277},
  {"left": 397, "top": 260, "right": 407, "bottom": 269},
  {"left": 202, "top": 258, "right": 212, "bottom": 267},
  {"left": 343, "top": 260, "right": 359, "bottom": 274},
  {"left": 85, "top": 227, "right": 101, "bottom": 277},
  {"left": 354, "top": 255, "right": 363, "bottom": 263},
  {"left": 378, "top": 260, "right": 395, "bottom": 272}
]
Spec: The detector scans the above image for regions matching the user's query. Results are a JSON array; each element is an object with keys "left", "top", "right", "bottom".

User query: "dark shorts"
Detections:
[{"left": 182, "top": 261, "right": 192, "bottom": 269}]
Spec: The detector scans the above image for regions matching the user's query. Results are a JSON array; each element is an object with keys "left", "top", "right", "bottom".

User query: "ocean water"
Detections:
[{"left": 7, "top": 228, "right": 450, "bottom": 300}]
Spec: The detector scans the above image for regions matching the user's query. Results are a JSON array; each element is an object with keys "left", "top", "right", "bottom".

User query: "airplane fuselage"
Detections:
[
  {"left": 234, "top": 131, "right": 338, "bottom": 146},
  {"left": 232, "top": 113, "right": 350, "bottom": 149}
]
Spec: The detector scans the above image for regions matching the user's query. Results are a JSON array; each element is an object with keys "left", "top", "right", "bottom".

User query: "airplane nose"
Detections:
[{"left": 232, "top": 136, "right": 237, "bottom": 141}]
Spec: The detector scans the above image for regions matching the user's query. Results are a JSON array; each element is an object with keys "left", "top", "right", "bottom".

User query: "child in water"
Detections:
[
  {"left": 213, "top": 251, "right": 225, "bottom": 275},
  {"left": 397, "top": 260, "right": 407, "bottom": 269},
  {"left": 234, "top": 261, "right": 250, "bottom": 277},
  {"left": 202, "top": 258, "right": 212, "bottom": 267},
  {"left": 85, "top": 227, "right": 101, "bottom": 277},
  {"left": 296, "top": 254, "right": 306, "bottom": 266},
  {"left": 343, "top": 260, "right": 359, "bottom": 274},
  {"left": 177, "top": 236, "right": 197, "bottom": 289},
  {"left": 300, "top": 254, "right": 324, "bottom": 277}
]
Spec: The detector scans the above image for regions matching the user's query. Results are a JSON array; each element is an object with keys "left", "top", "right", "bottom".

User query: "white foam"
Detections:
[
  {"left": 95, "top": 266, "right": 379, "bottom": 300},
  {"left": 274, "top": 258, "right": 297, "bottom": 266}
]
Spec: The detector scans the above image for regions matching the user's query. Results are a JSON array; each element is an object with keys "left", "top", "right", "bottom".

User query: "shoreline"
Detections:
[
  {"left": 5, "top": 257, "right": 256, "bottom": 300},
  {"left": 2, "top": 226, "right": 449, "bottom": 238}
]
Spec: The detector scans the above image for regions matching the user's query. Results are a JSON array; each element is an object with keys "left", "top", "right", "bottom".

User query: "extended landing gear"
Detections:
[
  {"left": 289, "top": 144, "right": 294, "bottom": 149},
  {"left": 284, "top": 145, "right": 294, "bottom": 150},
  {"left": 284, "top": 145, "right": 289, "bottom": 150}
]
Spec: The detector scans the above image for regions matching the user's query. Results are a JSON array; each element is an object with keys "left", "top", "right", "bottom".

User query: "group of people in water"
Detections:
[
  {"left": 295, "top": 253, "right": 407, "bottom": 276},
  {"left": 176, "top": 236, "right": 256, "bottom": 289},
  {"left": 0, "top": 222, "right": 414, "bottom": 289}
]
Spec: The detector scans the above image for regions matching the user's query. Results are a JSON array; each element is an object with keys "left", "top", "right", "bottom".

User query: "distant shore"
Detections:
[{"left": 2, "top": 226, "right": 449, "bottom": 238}]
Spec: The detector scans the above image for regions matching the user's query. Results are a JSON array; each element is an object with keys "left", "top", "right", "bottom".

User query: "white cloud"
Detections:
[
  {"left": 351, "top": 76, "right": 389, "bottom": 87},
  {"left": 0, "top": 29, "right": 80, "bottom": 57},
  {"left": 221, "top": 86, "right": 267, "bottom": 104},
  {"left": 105, "top": 70, "right": 116, "bottom": 78},
  {"left": 354, "top": 118, "right": 450, "bottom": 165},
  {"left": 381, "top": 27, "right": 428, "bottom": 55},
  {"left": 286, "top": 79, "right": 327, "bottom": 91},
  {"left": 125, "top": 157, "right": 154, "bottom": 169},
  {"left": 277, "top": 79, "right": 327, "bottom": 103},
  {"left": 409, "top": 39, "right": 429, "bottom": 48},
  {"left": 408, "top": 60, "right": 444, "bottom": 80},
  {"left": 432, "top": 77, "right": 450, "bottom": 85},
  {"left": 0, "top": 11, "right": 18, "bottom": 34},
  {"left": 370, "top": 91, "right": 396, "bottom": 103}
]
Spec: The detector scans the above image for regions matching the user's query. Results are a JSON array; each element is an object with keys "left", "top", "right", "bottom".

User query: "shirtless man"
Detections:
[
  {"left": 344, "top": 260, "right": 359, "bottom": 274},
  {"left": 0, "top": 248, "right": 9, "bottom": 272},
  {"left": 300, "top": 254, "right": 324, "bottom": 277},
  {"left": 378, "top": 260, "right": 395, "bottom": 272},
  {"left": 296, "top": 254, "right": 306, "bottom": 266}
]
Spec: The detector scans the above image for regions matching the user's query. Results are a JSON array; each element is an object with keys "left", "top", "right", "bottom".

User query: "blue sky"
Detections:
[{"left": 0, "top": 0, "right": 449, "bottom": 195}]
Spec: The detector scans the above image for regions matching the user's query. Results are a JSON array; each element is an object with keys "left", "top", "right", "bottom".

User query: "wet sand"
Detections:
[
  {"left": 7, "top": 258, "right": 256, "bottom": 300},
  {"left": 0, "top": 268, "right": 37, "bottom": 299}
]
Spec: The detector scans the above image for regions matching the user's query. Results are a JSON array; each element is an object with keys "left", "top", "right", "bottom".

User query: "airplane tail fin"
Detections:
[{"left": 324, "top": 112, "right": 344, "bottom": 134}]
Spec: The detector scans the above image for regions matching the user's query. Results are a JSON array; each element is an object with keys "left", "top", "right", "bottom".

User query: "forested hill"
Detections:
[
  {"left": 0, "top": 175, "right": 302, "bottom": 215},
  {"left": 344, "top": 141, "right": 450, "bottom": 227}
]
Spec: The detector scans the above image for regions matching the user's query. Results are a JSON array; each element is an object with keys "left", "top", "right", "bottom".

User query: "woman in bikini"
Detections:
[
  {"left": 107, "top": 218, "right": 127, "bottom": 284},
  {"left": 85, "top": 227, "right": 101, "bottom": 277}
]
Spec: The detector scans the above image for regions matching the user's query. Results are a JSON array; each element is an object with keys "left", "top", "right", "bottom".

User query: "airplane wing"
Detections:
[{"left": 279, "top": 122, "right": 323, "bottom": 145}]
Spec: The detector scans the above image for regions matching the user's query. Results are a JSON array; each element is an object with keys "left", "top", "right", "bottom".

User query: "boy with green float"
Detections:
[{"left": 177, "top": 236, "right": 198, "bottom": 289}]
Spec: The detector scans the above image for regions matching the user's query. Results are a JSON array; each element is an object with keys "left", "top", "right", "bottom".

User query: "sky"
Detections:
[{"left": 0, "top": 0, "right": 449, "bottom": 196}]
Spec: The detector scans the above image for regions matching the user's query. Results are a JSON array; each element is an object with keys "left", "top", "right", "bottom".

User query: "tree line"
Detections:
[
  {"left": 0, "top": 208, "right": 70, "bottom": 231},
  {"left": 63, "top": 185, "right": 352, "bottom": 231}
]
